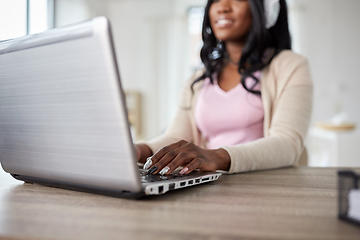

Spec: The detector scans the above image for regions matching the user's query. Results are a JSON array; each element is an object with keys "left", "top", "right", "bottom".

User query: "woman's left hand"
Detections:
[{"left": 144, "top": 140, "right": 230, "bottom": 175}]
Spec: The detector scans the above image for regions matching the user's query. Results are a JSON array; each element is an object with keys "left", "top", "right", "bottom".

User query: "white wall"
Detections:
[
  {"left": 105, "top": 0, "right": 195, "bottom": 140},
  {"left": 287, "top": 0, "right": 360, "bottom": 125},
  {"left": 105, "top": 0, "right": 174, "bottom": 140},
  {"left": 55, "top": 0, "right": 360, "bottom": 142},
  {"left": 55, "top": 0, "right": 106, "bottom": 27}
]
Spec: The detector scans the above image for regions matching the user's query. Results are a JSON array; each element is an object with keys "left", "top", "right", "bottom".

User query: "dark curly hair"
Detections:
[{"left": 192, "top": 0, "right": 291, "bottom": 95}]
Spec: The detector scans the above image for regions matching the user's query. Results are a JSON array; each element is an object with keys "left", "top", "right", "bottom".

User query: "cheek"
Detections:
[
  {"left": 233, "top": 9, "right": 253, "bottom": 37},
  {"left": 244, "top": 8, "right": 253, "bottom": 29},
  {"left": 242, "top": 14, "right": 253, "bottom": 33},
  {"left": 208, "top": 6, "right": 217, "bottom": 29}
]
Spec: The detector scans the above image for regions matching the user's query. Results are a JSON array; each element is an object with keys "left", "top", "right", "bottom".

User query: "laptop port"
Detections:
[
  {"left": 202, "top": 177, "right": 210, "bottom": 181},
  {"left": 195, "top": 178, "right": 200, "bottom": 183},
  {"left": 169, "top": 183, "right": 175, "bottom": 190},
  {"left": 188, "top": 180, "right": 193, "bottom": 185},
  {"left": 180, "top": 181, "right": 186, "bottom": 187},
  {"left": 158, "top": 185, "right": 164, "bottom": 194}
]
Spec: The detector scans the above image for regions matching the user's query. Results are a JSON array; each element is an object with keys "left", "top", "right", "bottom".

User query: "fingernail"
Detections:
[
  {"left": 159, "top": 166, "right": 170, "bottom": 175},
  {"left": 143, "top": 157, "right": 152, "bottom": 170},
  {"left": 148, "top": 166, "right": 157, "bottom": 175},
  {"left": 180, "top": 167, "right": 189, "bottom": 175}
]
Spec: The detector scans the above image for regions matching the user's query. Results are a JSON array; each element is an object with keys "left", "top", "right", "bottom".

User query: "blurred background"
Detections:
[{"left": 0, "top": 0, "right": 359, "bottom": 169}]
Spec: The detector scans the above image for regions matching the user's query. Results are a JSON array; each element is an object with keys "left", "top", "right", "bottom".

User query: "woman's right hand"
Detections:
[
  {"left": 134, "top": 143, "right": 153, "bottom": 163},
  {"left": 134, "top": 144, "right": 141, "bottom": 160}
]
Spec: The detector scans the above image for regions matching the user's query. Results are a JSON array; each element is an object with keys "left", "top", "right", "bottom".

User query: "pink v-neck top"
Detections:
[{"left": 194, "top": 72, "right": 264, "bottom": 149}]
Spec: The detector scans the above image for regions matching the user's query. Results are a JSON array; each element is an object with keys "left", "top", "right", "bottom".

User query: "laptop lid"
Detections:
[{"left": 0, "top": 17, "right": 142, "bottom": 193}]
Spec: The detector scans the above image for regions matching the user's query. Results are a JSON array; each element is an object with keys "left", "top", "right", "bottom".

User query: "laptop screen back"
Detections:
[{"left": 0, "top": 17, "right": 141, "bottom": 193}]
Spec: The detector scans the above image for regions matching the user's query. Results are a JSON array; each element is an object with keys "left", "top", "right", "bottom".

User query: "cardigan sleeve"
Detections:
[{"left": 223, "top": 55, "right": 313, "bottom": 173}]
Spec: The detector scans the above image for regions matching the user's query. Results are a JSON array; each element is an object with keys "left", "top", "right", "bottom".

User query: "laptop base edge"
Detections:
[{"left": 11, "top": 174, "right": 145, "bottom": 199}]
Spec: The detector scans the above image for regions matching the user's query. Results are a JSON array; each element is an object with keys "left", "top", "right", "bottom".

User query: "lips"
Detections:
[{"left": 215, "top": 18, "right": 234, "bottom": 28}]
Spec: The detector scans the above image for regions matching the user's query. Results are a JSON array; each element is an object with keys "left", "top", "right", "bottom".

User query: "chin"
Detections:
[
  {"left": 214, "top": 32, "right": 233, "bottom": 41},
  {"left": 215, "top": 32, "right": 249, "bottom": 44},
  {"left": 215, "top": 35, "right": 238, "bottom": 42},
  {"left": 214, "top": 30, "right": 242, "bottom": 41}
]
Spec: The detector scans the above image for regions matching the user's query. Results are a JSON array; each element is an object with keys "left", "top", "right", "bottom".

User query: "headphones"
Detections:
[{"left": 264, "top": 0, "right": 281, "bottom": 29}]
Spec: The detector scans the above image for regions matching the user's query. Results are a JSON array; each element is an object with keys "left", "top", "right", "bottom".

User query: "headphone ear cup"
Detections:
[{"left": 264, "top": 0, "right": 281, "bottom": 29}]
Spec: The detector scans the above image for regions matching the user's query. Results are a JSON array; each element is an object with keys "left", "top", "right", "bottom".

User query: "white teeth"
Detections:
[{"left": 217, "top": 19, "right": 232, "bottom": 25}]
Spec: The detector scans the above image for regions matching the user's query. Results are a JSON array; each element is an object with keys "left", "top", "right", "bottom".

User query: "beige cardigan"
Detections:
[{"left": 144, "top": 50, "right": 313, "bottom": 174}]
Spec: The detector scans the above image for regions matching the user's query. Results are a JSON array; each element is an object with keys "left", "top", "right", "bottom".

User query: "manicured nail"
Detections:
[
  {"left": 180, "top": 167, "right": 189, "bottom": 175},
  {"left": 148, "top": 166, "right": 157, "bottom": 175},
  {"left": 159, "top": 166, "right": 170, "bottom": 175},
  {"left": 143, "top": 157, "right": 152, "bottom": 170}
]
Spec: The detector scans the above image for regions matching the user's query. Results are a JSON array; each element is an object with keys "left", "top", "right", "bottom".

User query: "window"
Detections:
[
  {"left": 0, "top": 0, "right": 27, "bottom": 41},
  {"left": 0, "top": 0, "right": 54, "bottom": 41},
  {"left": 29, "top": 0, "right": 53, "bottom": 34},
  {"left": 187, "top": 7, "right": 204, "bottom": 71}
]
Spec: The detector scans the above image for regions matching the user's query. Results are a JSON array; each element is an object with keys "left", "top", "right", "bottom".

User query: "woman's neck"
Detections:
[
  {"left": 217, "top": 41, "right": 245, "bottom": 91},
  {"left": 225, "top": 41, "right": 244, "bottom": 66}
]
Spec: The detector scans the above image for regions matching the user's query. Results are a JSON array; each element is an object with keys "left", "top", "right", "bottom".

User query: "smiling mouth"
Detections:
[{"left": 215, "top": 19, "right": 234, "bottom": 28}]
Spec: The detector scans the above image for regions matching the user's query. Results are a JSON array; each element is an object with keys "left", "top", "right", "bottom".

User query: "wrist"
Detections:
[{"left": 213, "top": 148, "right": 231, "bottom": 171}]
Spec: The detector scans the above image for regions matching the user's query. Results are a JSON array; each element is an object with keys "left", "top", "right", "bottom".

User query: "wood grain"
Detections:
[{"left": 0, "top": 167, "right": 359, "bottom": 240}]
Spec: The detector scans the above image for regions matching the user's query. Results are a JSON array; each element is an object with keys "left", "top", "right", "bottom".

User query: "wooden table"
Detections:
[{"left": 0, "top": 167, "right": 359, "bottom": 240}]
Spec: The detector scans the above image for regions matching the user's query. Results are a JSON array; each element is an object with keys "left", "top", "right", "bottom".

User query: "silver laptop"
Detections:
[{"left": 0, "top": 17, "right": 221, "bottom": 198}]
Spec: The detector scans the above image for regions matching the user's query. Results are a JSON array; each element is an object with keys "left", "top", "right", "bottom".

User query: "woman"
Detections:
[{"left": 135, "top": 0, "right": 313, "bottom": 175}]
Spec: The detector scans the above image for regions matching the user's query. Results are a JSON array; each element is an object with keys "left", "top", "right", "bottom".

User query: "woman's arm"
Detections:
[
  {"left": 224, "top": 55, "right": 313, "bottom": 173},
  {"left": 139, "top": 53, "right": 312, "bottom": 175},
  {"left": 224, "top": 86, "right": 313, "bottom": 173}
]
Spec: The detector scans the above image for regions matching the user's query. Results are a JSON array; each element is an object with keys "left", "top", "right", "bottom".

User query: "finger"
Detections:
[
  {"left": 143, "top": 143, "right": 181, "bottom": 171},
  {"left": 150, "top": 149, "right": 181, "bottom": 174},
  {"left": 164, "top": 151, "right": 196, "bottom": 175},
  {"left": 145, "top": 140, "right": 187, "bottom": 170},
  {"left": 180, "top": 158, "right": 202, "bottom": 175},
  {"left": 151, "top": 146, "right": 194, "bottom": 175}
]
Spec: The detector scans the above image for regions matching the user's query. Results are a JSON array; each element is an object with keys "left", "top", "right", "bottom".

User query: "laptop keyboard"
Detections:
[{"left": 139, "top": 169, "right": 185, "bottom": 183}]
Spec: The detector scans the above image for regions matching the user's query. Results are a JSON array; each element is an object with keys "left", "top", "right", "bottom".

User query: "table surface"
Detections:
[{"left": 0, "top": 167, "right": 359, "bottom": 240}]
